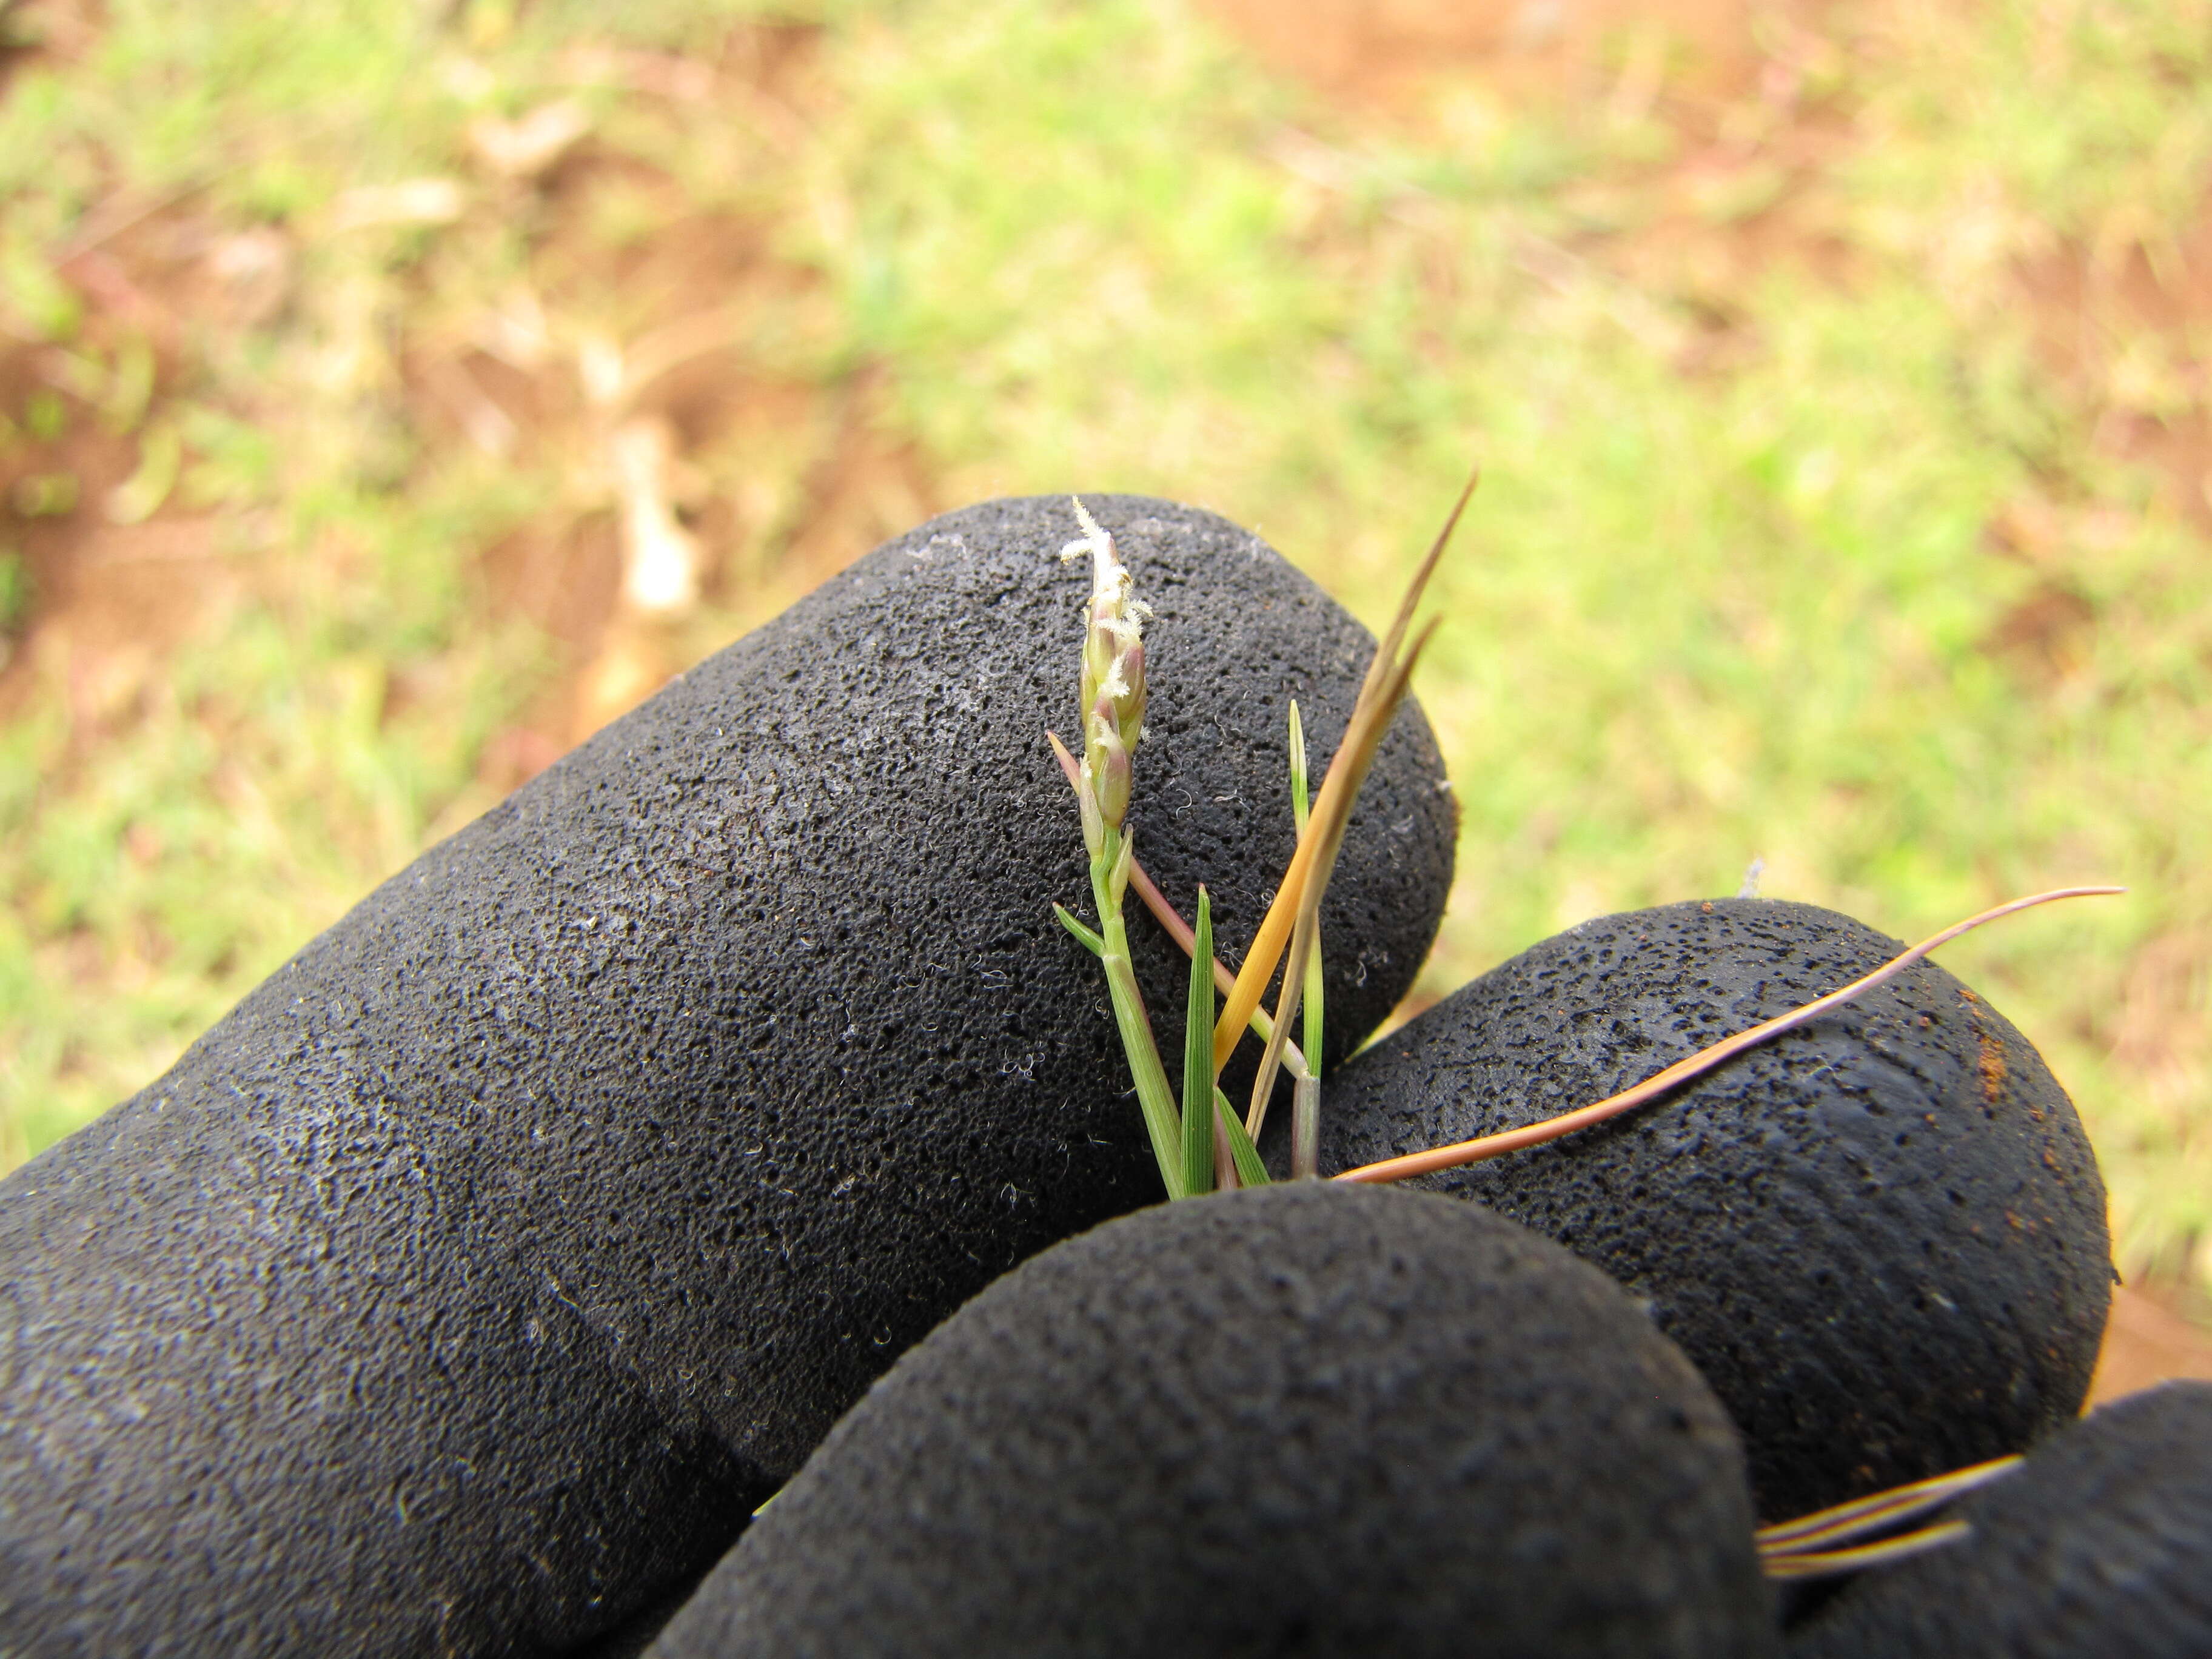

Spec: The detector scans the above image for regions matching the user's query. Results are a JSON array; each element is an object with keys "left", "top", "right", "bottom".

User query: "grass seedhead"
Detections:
[
  {"left": 1053, "top": 478, "right": 1471, "bottom": 1199},
  {"left": 1064, "top": 497, "right": 1149, "bottom": 847},
  {"left": 1050, "top": 501, "right": 1184, "bottom": 1199}
]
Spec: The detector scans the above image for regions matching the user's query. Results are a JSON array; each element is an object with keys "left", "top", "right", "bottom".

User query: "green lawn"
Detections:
[{"left": 2, "top": 0, "right": 2208, "bottom": 1289}]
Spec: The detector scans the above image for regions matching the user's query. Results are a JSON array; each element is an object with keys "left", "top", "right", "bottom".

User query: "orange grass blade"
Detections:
[
  {"left": 1244, "top": 623, "right": 1437, "bottom": 1135},
  {"left": 1247, "top": 623, "right": 1433, "bottom": 1141},
  {"left": 1760, "top": 1520, "right": 1972, "bottom": 1581},
  {"left": 1358, "top": 468, "right": 1476, "bottom": 711},
  {"left": 1207, "top": 773, "right": 1324, "bottom": 1073},
  {"left": 1757, "top": 1456, "right": 2023, "bottom": 1555},
  {"left": 1333, "top": 886, "right": 2125, "bottom": 1185},
  {"left": 1212, "top": 478, "right": 1470, "bottom": 1078}
]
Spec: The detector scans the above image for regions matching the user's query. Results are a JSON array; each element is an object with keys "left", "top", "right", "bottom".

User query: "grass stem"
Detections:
[
  {"left": 1289, "top": 700, "right": 1325, "bottom": 1087},
  {"left": 1050, "top": 734, "right": 1312, "bottom": 1079},
  {"left": 1291, "top": 1074, "right": 1320, "bottom": 1181},
  {"left": 1092, "top": 838, "right": 1187, "bottom": 1199},
  {"left": 1756, "top": 1455, "right": 2023, "bottom": 1556}
]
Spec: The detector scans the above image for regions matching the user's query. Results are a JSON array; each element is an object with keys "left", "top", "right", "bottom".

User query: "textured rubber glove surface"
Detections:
[{"left": 0, "top": 497, "right": 1455, "bottom": 1656}]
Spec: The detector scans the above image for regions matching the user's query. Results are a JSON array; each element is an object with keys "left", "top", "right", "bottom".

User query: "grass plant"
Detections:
[
  {"left": 1052, "top": 472, "right": 1461, "bottom": 1199},
  {"left": 1054, "top": 481, "right": 2114, "bottom": 1593},
  {"left": 2, "top": 0, "right": 2209, "bottom": 1294},
  {"left": 1060, "top": 486, "right": 2120, "bottom": 1214}
]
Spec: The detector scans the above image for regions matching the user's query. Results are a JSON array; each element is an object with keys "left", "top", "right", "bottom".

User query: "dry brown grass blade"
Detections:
[
  {"left": 1358, "top": 468, "right": 1476, "bottom": 711},
  {"left": 1760, "top": 1520, "right": 1972, "bottom": 1581},
  {"left": 1212, "top": 475, "right": 1473, "bottom": 1078},
  {"left": 1244, "top": 618, "right": 1439, "bottom": 1137},
  {"left": 1757, "top": 1455, "right": 2023, "bottom": 1555},
  {"left": 1333, "top": 886, "right": 2125, "bottom": 1185}
]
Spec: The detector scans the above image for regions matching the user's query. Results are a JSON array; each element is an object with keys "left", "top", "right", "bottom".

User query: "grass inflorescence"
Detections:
[{"left": 1054, "top": 488, "right": 2120, "bottom": 1212}]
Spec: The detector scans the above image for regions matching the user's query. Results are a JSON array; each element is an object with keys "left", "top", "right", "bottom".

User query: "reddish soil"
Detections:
[
  {"left": 17, "top": 0, "right": 2198, "bottom": 761},
  {"left": 1210, "top": 0, "right": 2212, "bottom": 654},
  {"left": 2091, "top": 1281, "right": 2212, "bottom": 1407},
  {"left": 1, "top": 18, "right": 936, "bottom": 791},
  {"left": 1195, "top": 0, "right": 1789, "bottom": 109},
  {"left": 2019, "top": 220, "right": 2212, "bottom": 532},
  {"left": 451, "top": 26, "right": 939, "bottom": 764},
  {"left": 0, "top": 337, "right": 234, "bottom": 748}
]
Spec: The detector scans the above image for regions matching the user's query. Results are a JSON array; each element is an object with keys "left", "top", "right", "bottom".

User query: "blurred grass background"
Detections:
[{"left": 1, "top": 0, "right": 2208, "bottom": 1296}]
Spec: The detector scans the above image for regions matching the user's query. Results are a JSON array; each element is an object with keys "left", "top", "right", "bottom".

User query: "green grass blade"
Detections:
[
  {"left": 1182, "top": 886, "right": 1216, "bottom": 1198},
  {"left": 1089, "top": 831, "right": 1185, "bottom": 1201},
  {"left": 1104, "top": 940, "right": 1185, "bottom": 1200},
  {"left": 1301, "top": 938, "right": 1324, "bottom": 1082},
  {"left": 1215, "top": 1087, "right": 1272, "bottom": 1187},
  {"left": 1054, "top": 902, "right": 1106, "bottom": 957}
]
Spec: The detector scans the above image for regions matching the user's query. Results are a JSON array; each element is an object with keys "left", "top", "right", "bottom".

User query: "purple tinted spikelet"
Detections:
[{"left": 1062, "top": 498, "right": 1148, "bottom": 846}]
